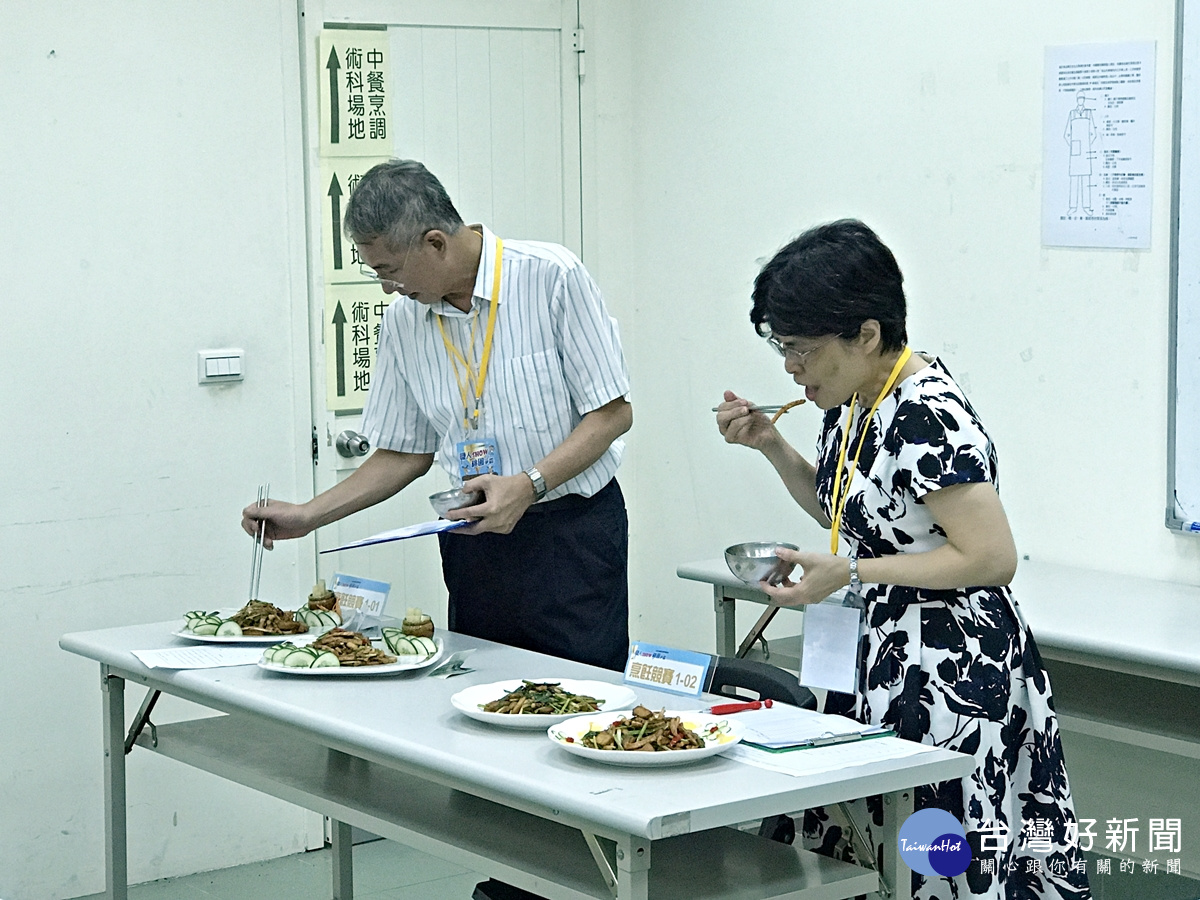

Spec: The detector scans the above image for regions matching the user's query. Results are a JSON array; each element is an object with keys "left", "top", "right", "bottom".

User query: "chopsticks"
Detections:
[
  {"left": 710, "top": 403, "right": 790, "bottom": 414},
  {"left": 248, "top": 482, "right": 269, "bottom": 601}
]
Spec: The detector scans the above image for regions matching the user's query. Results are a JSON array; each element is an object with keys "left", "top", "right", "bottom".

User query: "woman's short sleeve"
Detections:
[{"left": 885, "top": 391, "right": 996, "bottom": 500}]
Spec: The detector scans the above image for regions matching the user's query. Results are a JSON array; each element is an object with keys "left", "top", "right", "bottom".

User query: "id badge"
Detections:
[
  {"left": 452, "top": 403, "right": 502, "bottom": 482},
  {"left": 456, "top": 437, "right": 501, "bottom": 479},
  {"left": 799, "top": 593, "right": 865, "bottom": 695}
]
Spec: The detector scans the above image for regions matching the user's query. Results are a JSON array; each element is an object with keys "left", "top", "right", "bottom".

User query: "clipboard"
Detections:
[
  {"left": 743, "top": 725, "right": 893, "bottom": 753},
  {"left": 319, "top": 518, "right": 470, "bottom": 554}
]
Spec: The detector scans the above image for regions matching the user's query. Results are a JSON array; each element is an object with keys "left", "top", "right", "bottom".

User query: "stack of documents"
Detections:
[{"left": 732, "top": 704, "right": 891, "bottom": 751}]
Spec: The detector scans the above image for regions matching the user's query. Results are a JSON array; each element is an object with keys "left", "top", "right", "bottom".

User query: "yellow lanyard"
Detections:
[
  {"left": 437, "top": 236, "right": 503, "bottom": 430},
  {"left": 829, "top": 346, "right": 913, "bottom": 554}
]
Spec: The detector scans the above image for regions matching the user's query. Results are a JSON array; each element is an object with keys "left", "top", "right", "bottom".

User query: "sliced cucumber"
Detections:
[
  {"left": 190, "top": 622, "right": 220, "bottom": 636},
  {"left": 311, "top": 651, "right": 341, "bottom": 668},
  {"left": 215, "top": 620, "right": 243, "bottom": 636},
  {"left": 283, "top": 649, "right": 315, "bottom": 667},
  {"left": 385, "top": 631, "right": 434, "bottom": 656},
  {"left": 264, "top": 644, "right": 290, "bottom": 663},
  {"left": 316, "top": 609, "right": 341, "bottom": 628},
  {"left": 410, "top": 636, "right": 436, "bottom": 655}
]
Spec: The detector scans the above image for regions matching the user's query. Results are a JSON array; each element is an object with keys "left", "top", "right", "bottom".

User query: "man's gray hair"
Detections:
[{"left": 342, "top": 159, "right": 464, "bottom": 250}]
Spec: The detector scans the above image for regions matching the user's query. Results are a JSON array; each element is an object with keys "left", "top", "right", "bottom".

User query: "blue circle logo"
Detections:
[{"left": 898, "top": 809, "right": 971, "bottom": 877}]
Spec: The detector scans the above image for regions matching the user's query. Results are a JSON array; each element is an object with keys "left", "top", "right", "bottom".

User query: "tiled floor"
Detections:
[
  {"left": 67, "top": 841, "right": 1200, "bottom": 900},
  {"left": 68, "top": 839, "right": 486, "bottom": 900}
]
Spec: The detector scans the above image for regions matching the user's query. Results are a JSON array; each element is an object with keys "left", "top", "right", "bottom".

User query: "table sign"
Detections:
[
  {"left": 623, "top": 641, "right": 711, "bottom": 697},
  {"left": 331, "top": 573, "right": 390, "bottom": 631}
]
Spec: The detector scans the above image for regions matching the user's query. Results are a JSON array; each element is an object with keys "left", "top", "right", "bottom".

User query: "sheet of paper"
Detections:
[
  {"left": 732, "top": 704, "right": 887, "bottom": 748},
  {"left": 725, "top": 736, "right": 938, "bottom": 778},
  {"left": 1041, "top": 41, "right": 1156, "bottom": 248},
  {"left": 799, "top": 601, "right": 862, "bottom": 694},
  {"left": 132, "top": 646, "right": 266, "bottom": 669},
  {"left": 319, "top": 518, "right": 469, "bottom": 554}
]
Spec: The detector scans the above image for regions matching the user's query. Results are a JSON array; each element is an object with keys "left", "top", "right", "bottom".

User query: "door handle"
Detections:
[{"left": 335, "top": 430, "right": 370, "bottom": 458}]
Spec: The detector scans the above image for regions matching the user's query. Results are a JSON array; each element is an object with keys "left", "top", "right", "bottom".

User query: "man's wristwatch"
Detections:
[
  {"left": 848, "top": 554, "right": 863, "bottom": 594},
  {"left": 524, "top": 466, "right": 547, "bottom": 502}
]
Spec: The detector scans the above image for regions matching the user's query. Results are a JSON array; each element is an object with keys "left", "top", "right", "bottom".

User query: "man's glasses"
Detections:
[
  {"left": 358, "top": 234, "right": 420, "bottom": 288},
  {"left": 766, "top": 334, "right": 837, "bottom": 365}
]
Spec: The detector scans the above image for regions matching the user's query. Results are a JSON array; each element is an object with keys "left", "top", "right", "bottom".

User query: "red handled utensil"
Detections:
[{"left": 706, "top": 698, "right": 773, "bottom": 715}]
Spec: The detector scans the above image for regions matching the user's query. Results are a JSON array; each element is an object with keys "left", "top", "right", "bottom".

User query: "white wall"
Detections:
[
  {"left": 0, "top": 2, "right": 318, "bottom": 898},
  {"left": 5, "top": 1, "right": 1200, "bottom": 897},
  {"left": 580, "top": 0, "right": 1200, "bottom": 656}
]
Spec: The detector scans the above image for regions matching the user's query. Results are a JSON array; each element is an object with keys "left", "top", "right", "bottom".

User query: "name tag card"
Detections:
[
  {"left": 456, "top": 438, "right": 501, "bottom": 478},
  {"left": 331, "top": 573, "right": 391, "bottom": 631},
  {"left": 799, "top": 601, "right": 863, "bottom": 695},
  {"left": 624, "top": 642, "right": 711, "bottom": 698}
]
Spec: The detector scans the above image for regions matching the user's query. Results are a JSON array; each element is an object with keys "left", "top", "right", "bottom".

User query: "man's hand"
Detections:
[
  {"left": 445, "top": 472, "right": 536, "bottom": 535},
  {"left": 759, "top": 547, "right": 850, "bottom": 607},
  {"left": 240, "top": 499, "right": 316, "bottom": 550}
]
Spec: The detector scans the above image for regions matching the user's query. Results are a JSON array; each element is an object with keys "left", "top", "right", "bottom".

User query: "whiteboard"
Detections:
[{"left": 1170, "top": 0, "right": 1200, "bottom": 531}]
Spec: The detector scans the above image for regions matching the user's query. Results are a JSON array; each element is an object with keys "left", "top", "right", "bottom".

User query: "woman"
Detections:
[{"left": 716, "top": 220, "right": 1091, "bottom": 900}]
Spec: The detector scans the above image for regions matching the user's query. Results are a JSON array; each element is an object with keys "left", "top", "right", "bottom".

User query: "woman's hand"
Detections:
[
  {"left": 715, "top": 390, "right": 780, "bottom": 453},
  {"left": 759, "top": 547, "right": 850, "bottom": 607}
]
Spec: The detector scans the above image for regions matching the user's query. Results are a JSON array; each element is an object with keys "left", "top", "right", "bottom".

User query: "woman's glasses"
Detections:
[{"left": 766, "top": 334, "right": 836, "bottom": 365}]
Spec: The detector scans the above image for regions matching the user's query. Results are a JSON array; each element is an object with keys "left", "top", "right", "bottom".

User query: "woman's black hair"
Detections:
[{"left": 749, "top": 219, "right": 908, "bottom": 352}]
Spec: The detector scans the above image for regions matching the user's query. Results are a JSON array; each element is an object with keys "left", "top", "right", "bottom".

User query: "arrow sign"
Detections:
[
  {"left": 328, "top": 173, "right": 344, "bottom": 270},
  {"left": 327, "top": 46, "right": 341, "bottom": 144},
  {"left": 332, "top": 301, "right": 347, "bottom": 397}
]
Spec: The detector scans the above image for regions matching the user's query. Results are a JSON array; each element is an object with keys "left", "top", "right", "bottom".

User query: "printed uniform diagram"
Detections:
[{"left": 1064, "top": 92, "right": 1098, "bottom": 214}]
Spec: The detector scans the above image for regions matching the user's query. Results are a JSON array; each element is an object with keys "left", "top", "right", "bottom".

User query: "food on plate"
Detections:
[
  {"left": 381, "top": 628, "right": 437, "bottom": 657},
  {"left": 183, "top": 601, "right": 309, "bottom": 637},
  {"left": 264, "top": 628, "right": 397, "bottom": 668},
  {"left": 293, "top": 581, "right": 343, "bottom": 630},
  {"left": 481, "top": 680, "right": 603, "bottom": 715},
  {"left": 400, "top": 607, "right": 434, "bottom": 638},
  {"left": 769, "top": 399, "right": 806, "bottom": 424},
  {"left": 576, "top": 706, "right": 711, "bottom": 752},
  {"left": 306, "top": 579, "right": 338, "bottom": 611}
]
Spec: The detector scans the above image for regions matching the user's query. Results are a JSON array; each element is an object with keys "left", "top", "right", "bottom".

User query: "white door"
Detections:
[{"left": 300, "top": 0, "right": 583, "bottom": 621}]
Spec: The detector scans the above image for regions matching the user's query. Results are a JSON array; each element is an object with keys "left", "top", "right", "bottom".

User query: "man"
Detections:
[{"left": 243, "top": 159, "right": 632, "bottom": 674}]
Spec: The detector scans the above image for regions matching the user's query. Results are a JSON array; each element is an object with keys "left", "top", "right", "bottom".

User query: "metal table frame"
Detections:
[{"left": 66, "top": 622, "right": 972, "bottom": 900}]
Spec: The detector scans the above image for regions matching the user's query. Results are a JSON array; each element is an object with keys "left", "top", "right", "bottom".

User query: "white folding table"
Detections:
[{"left": 60, "top": 621, "right": 972, "bottom": 900}]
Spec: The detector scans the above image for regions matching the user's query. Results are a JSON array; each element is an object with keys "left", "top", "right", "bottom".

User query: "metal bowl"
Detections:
[
  {"left": 724, "top": 541, "right": 800, "bottom": 587},
  {"left": 429, "top": 488, "right": 482, "bottom": 519}
]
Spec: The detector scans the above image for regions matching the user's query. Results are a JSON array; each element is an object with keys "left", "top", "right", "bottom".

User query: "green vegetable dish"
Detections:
[{"left": 481, "top": 680, "right": 603, "bottom": 715}]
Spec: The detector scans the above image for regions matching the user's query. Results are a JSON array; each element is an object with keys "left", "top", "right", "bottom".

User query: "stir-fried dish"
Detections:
[
  {"left": 309, "top": 628, "right": 397, "bottom": 666},
  {"left": 227, "top": 600, "right": 308, "bottom": 635},
  {"left": 580, "top": 706, "right": 708, "bottom": 752},
  {"left": 481, "top": 681, "right": 603, "bottom": 715}
]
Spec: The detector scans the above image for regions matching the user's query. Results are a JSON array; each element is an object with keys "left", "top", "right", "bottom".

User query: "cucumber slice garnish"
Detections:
[
  {"left": 191, "top": 622, "right": 220, "bottom": 636},
  {"left": 311, "top": 651, "right": 340, "bottom": 668},
  {"left": 215, "top": 620, "right": 243, "bottom": 636},
  {"left": 284, "top": 648, "right": 316, "bottom": 667}
]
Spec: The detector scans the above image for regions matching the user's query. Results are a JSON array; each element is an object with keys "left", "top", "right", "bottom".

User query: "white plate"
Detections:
[
  {"left": 257, "top": 638, "right": 444, "bottom": 676},
  {"left": 174, "top": 628, "right": 318, "bottom": 645},
  {"left": 451, "top": 679, "right": 640, "bottom": 729},
  {"left": 174, "top": 607, "right": 324, "bottom": 644},
  {"left": 547, "top": 709, "right": 743, "bottom": 766}
]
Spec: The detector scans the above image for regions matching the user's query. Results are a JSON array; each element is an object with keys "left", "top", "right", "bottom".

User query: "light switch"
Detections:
[{"left": 198, "top": 349, "right": 245, "bottom": 384}]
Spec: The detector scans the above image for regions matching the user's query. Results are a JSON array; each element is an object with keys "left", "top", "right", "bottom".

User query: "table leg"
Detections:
[
  {"left": 878, "top": 788, "right": 914, "bottom": 900},
  {"left": 713, "top": 586, "right": 737, "bottom": 658},
  {"left": 101, "top": 667, "right": 127, "bottom": 900},
  {"left": 613, "top": 834, "right": 650, "bottom": 900},
  {"left": 330, "top": 818, "right": 353, "bottom": 899}
]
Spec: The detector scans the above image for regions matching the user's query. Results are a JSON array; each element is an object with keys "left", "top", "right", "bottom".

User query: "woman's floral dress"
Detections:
[{"left": 804, "top": 356, "right": 1092, "bottom": 900}]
